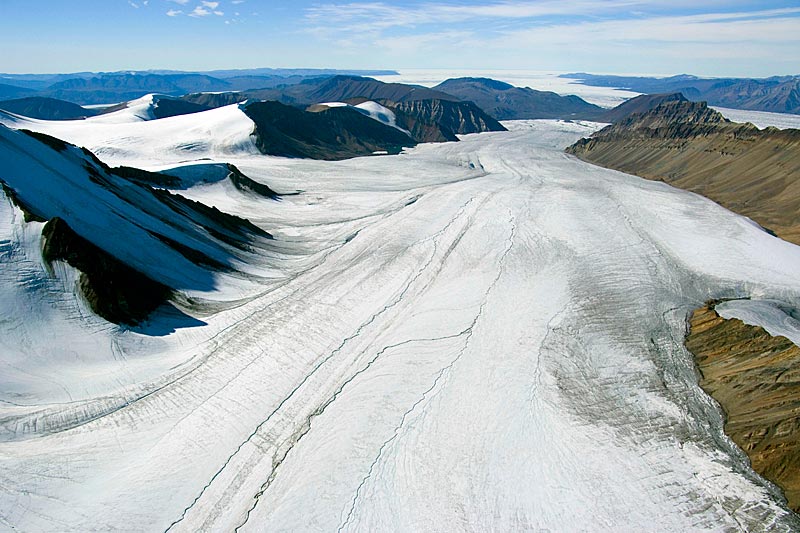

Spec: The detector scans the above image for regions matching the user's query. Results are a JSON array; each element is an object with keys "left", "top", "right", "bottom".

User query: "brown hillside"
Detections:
[
  {"left": 686, "top": 304, "right": 800, "bottom": 512},
  {"left": 567, "top": 101, "right": 800, "bottom": 245}
]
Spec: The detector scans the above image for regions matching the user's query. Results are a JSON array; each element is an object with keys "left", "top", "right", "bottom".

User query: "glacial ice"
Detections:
[{"left": 1, "top": 115, "right": 799, "bottom": 531}]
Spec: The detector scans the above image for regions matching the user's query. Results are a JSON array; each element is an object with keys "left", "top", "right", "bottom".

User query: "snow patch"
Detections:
[{"left": 716, "top": 299, "right": 800, "bottom": 347}]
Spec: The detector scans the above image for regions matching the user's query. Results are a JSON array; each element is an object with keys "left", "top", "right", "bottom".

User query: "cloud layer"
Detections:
[{"left": 303, "top": 1, "right": 800, "bottom": 75}]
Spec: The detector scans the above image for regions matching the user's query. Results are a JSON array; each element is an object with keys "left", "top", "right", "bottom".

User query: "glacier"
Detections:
[{"left": 1, "top": 114, "right": 799, "bottom": 531}]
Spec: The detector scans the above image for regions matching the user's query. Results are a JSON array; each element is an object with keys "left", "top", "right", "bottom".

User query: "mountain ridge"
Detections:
[
  {"left": 0, "top": 124, "right": 274, "bottom": 323},
  {"left": 242, "top": 100, "right": 416, "bottom": 160},
  {"left": 566, "top": 100, "right": 800, "bottom": 244},
  {"left": 433, "top": 77, "right": 605, "bottom": 120},
  {"left": 564, "top": 73, "right": 800, "bottom": 114}
]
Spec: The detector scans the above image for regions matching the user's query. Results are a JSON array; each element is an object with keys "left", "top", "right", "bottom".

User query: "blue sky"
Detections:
[{"left": 1, "top": 0, "right": 799, "bottom": 76}]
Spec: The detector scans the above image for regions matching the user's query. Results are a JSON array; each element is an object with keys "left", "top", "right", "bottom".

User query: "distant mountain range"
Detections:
[
  {"left": 0, "top": 68, "right": 399, "bottom": 105},
  {"left": 564, "top": 73, "right": 800, "bottom": 115},
  {"left": 0, "top": 96, "right": 94, "bottom": 120},
  {"left": 433, "top": 77, "right": 605, "bottom": 120},
  {"left": 0, "top": 83, "right": 36, "bottom": 100},
  {"left": 181, "top": 76, "right": 507, "bottom": 144},
  {"left": 4, "top": 68, "right": 800, "bottom": 117}
]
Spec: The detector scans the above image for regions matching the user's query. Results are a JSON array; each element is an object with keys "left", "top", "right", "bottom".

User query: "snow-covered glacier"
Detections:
[{"left": 1, "top": 117, "right": 799, "bottom": 532}]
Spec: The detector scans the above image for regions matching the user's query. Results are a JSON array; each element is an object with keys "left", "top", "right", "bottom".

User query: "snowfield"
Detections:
[
  {"left": 0, "top": 101, "right": 261, "bottom": 167},
  {"left": 712, "top": 107, "right": 800, "bottom": 130},
  {"left": 1, "top": 114, "right": 800, "bottom": 531}
]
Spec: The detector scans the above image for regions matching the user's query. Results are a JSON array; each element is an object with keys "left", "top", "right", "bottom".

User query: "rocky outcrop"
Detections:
[
  {"left": 0, "top": 124, "right": 274, "bottom": 325},
  {"left": 566, "top": 100, "right": 800, "bottom": 245},
  {"left": 434, "top": 77, "right": 604, "bottom": 120},
  {"left": 181, "top": 91, "right": 248, "bottom": 109},
  {"left": 42, "top": 217, "right": 172, "bottom": 325},
  {"left": 242, "top": 100, "right": 415, "bottom": 160},
  {"left": 226, "top": 163, "right": 280, "bottom": 199},
  {"left": 686, "top": 304, "right": 800, "bottom": 512},
  {"left": 388, "top": 99, "right": 506, "bottom": 142},
  {"left": 115, "top": 163, "right": 279, "bottom": 199},
  {"left": 596, "top": 93, "right": 689, "bottom": 123}
]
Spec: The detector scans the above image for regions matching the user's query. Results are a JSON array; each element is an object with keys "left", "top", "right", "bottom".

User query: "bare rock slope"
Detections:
[
  {"left": 687, "top": 304, "right": 800, "bottom": 512},
  {"left": 567, "top": 100, "right": 800, "bottom": 244}
]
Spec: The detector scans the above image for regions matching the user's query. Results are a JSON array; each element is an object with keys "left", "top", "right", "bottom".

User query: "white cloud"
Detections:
[
  {"left": 168, "top": 0, "right": 190, "bottom": 4},
  {"left": 189, "top": 6, "right": 211, "bottom": 17},
  {"left": 128, "top": 1, "right": 139, "bottom": 8},
  {"left": 305, "top": 1, "right": 651, "bottom": 30},
  {"left": 306, "top": 2, "right": 800, "bottom": 34},
  {"left": 232, "top": 0, "right": 245, "bottom": 4},
  {"left": 167, "top": 2, "right": 225, "bottom": 20},
  {"left": 302, "top": 2, "right": 800, "bottom": 76}
]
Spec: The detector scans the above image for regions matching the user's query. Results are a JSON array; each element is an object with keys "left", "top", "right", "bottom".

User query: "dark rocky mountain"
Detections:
[
  {"left": 184, "top": 76, "right": 507, "bottom": 142},
  {"left": 44, "top": 74, "right": 234, "bottom": 104},
  {"left": 47, "top": 73, "right": 227, "bottom": 92},
  {"left": 391, "top": 99, "right": 504, "bottom": 142},
  {"left": 298, "top": 75, "right": 460, "bottom": 104},
  {"left": 0, "top": 96, "right": 95, "bottom": 120},
  {"left": 0, "top": 77, "right": 52, "bottom": 90},
  {"left": 702, "top": 78, "right": 800, "bottom": 114},
  {"left": 596, "top": 92, "right": 689, "bottom": 123},
  {"left": 567, "top": 100, "right": 800, "bottom": 244},
  {"left": 0, "top": 125, "right": 273, "bottom": 324},
  {"left": 222, "top": 75, "right": 307, "bottom": 91},
  {"left": 242, "top": 100, "right": 416, "bottom": 160},
  {"left": 225, "top": 75, "right": 461, "bottom": 108},
  {"left": 433, "top": 77, "right": 604, "bottom": 120},
  {"left": 564, "top": 73, "right": 800, "bottom": 114},
  {"left": 149, "top": 97, "right": 211, "bottom": 119},
  {"left": 0, "top": 83, "right": 36, "bottom": 100},
  {"left": 182, "top": 91, "right": 249, "bottom": 109},
  {"left": 299, "top": 77, "right": 507, "bottom": 141}
]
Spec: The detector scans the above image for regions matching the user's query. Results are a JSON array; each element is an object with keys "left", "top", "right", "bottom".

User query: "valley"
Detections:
[
  {"left": 0, "top": 59, "right": 799, "bottom": 531},
  {"left": 2, "top": 112, "right": 800, "bottom": 530},
  {"left": 3, "top": 0, "right": 800, "bottom": 527}
]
